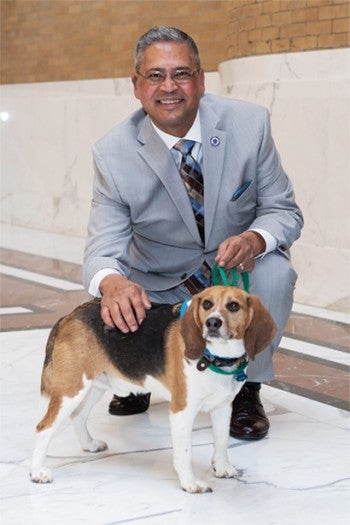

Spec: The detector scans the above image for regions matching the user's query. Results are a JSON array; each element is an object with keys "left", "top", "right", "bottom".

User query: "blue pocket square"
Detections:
[{"left": 231, "top": 181, "right": 251, "bottom": 201}]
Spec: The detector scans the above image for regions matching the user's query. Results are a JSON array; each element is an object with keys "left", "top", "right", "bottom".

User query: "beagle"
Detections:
[{"left": 30, "top": 285, "right": 276, "bottom": 493}]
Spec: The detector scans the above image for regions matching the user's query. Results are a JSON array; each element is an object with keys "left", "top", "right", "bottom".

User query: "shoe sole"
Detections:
[
  {"left": 229, "top": 429, "right": 269, "bottom": 441},
  {"left": 108, "top": 407, "right": 149, "bottom": 416}
]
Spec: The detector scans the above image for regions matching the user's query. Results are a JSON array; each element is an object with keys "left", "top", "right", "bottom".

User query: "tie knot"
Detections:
[{"left": 174, "top": 139, "right": 195, "bottom": 156}]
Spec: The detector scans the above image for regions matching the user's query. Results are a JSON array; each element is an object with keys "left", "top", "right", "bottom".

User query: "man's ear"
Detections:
[
  {"left": 180, "top": 298, "right": 206, "bottom": 360},
  {"left": 131, "top": 72, "right": 141, "bottom": 100},
  {"left": 244, "top": 295, "right": 277, "bottom": 361}
]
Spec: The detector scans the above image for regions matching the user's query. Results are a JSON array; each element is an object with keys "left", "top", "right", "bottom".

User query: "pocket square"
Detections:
[{"left": 231, "top": 181, "right": 251, "bottom": 201}]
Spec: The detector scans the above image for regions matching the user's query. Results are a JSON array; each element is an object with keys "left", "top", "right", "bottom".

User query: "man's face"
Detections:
[{"left": 132, "top": 42, "right": 205, "bottom": 137}]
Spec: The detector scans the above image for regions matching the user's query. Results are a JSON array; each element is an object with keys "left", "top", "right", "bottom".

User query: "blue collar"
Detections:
[
  {"left": 179, "top": 299, "right": 191, "bottom": 319},
  {"left": 198, "top": 348, "right": 248, "bottom": 378}
]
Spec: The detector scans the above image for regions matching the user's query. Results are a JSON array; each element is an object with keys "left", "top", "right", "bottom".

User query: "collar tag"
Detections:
[
  {"left": 197, "top": 356, "right": 211, "bottom": 371},
  {"left": 235, "top": 370, "right": 248, "bottom": 381}
]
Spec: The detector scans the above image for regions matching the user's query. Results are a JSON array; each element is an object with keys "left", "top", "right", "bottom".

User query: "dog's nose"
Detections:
[{"left": 205, "top": 317, "right": 222, "bottom": 332}]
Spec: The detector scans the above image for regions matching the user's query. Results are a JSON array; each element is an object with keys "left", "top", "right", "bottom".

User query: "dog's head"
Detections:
[{"left": 180, "top": 285, "right": 277, "bottom": 361}]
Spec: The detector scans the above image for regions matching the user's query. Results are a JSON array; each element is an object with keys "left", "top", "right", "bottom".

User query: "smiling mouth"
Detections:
[{"left": 158, "top": 99, "right": 183, "bottom": 105}]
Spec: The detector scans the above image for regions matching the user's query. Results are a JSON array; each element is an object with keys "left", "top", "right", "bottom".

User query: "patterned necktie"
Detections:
[
  {"left": 173, "top": 139, "right": 204, "bottom": 242},
  {"left": 173, "top": 139, "right": 211, "bottom": 294}
]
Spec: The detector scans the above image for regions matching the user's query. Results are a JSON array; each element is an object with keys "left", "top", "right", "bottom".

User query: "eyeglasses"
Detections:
[{"left": 137, "top": 68, "right": 199, "bottom": 85}]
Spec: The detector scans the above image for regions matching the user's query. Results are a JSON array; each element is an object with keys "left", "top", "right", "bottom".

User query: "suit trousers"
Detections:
[{"left": 146, "top": 251, "right": 297, "bottom": 383}]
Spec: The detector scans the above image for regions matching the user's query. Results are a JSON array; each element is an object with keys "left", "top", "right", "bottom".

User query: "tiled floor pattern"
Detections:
[{"left": 0, "top": 226, "right": 349, "bottom": 525}]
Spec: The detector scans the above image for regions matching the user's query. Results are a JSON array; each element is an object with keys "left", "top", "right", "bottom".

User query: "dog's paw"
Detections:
[
  {"left": 182, "top": 479, "right": 213, "bottom": 494},
  {"left": 85, "top": 439, "right": 108, "bottom": 453},
  {"left": 213, "top": 461, "right": 238, "bottom": 479},
  {"left": 30, "top": 468, "right": 53, "bottom": 484}
]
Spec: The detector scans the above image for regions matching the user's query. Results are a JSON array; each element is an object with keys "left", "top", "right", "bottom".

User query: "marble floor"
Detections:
[{"left": 0, "top": 224, "right": 349, "bottom": 525}]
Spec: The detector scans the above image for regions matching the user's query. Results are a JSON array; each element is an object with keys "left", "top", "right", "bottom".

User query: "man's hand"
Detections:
[
  {"left": 99, "top": 274, "right": 152, "bottom": 333},
  {"left": 215, "top": 231, "right": 266, "bottom": 272}
]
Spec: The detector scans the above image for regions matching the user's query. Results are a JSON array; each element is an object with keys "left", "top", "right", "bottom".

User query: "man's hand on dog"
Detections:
[{"left": 99, "top": 274, "right": 151, "bottom": 333}]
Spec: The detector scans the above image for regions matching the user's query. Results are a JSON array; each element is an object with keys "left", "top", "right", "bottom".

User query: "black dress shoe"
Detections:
[
  {"left": 109, "top": 393, "right": 151, "bottom": 416},
  {"left": 230, "top": 382, "right": 269, "bottom": 440}
]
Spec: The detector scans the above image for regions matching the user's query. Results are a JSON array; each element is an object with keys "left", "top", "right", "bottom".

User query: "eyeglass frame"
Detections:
[{"left": 136, "top": 67, "right": 200, "bottom": 85}]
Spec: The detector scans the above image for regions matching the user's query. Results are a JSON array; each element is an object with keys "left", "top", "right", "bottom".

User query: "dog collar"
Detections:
[
  {"left": 197, "top": 351, "right": 248, "bottom": 379},
  {"left": 179, "top": 299, "right": 191, "bottom": 319},
  {"left": 198, "top": 348, "right": 242, "bottom": 369}
]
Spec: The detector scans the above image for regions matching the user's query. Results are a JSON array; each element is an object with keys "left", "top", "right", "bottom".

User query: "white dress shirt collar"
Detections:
[{"left": 151, "top": 112, "right": 202, "bottom": 149}]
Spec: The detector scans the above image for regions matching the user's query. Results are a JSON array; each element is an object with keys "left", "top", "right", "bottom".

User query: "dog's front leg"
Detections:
[
  {"left": 210, "top": 400, "right": 238, "bottom": 479},
  {"left": 169, "top": 406, "right": 212, "bottom": 494}
]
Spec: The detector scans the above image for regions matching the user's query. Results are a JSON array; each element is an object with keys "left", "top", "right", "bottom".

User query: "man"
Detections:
[{"left": 83, "top": 26, "right": 303, "bottom": 440}]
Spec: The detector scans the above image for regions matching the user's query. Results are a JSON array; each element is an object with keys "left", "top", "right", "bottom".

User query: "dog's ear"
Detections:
[
  {"left": 180, "top": 297, "right": 206, "bottom": 360},
  {"left": 244, "top": 294, "right": 277, "bottom": 361}
]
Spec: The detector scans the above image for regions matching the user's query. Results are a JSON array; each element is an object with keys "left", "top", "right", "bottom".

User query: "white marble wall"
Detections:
[
  {"left": 0, "top": 78, "right": 140, "bottom": 238},
  {"left": 219, "top": 49, "right": 350, "bottom": 309},
  {"left": 1, "top": 49, "right": 349, "bottom": 308}
]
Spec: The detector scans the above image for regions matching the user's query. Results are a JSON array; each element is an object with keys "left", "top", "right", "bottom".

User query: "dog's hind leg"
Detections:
[
  {"left": 71, "top": 382, "right": 108, "bottom": 453},
  {"left": 210, "top": 400, "right": 238, "bottom": 479},
  {"left": 30, "top": 379, "right": 93, "bottom": 483}
]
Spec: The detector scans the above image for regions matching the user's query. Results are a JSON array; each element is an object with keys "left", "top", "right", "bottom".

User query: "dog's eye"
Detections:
[
  {"left": 202, "top": 300, "right": 213, "bottom": 310},
  {"left": 227, "top": 301, "right": 240, "bottom": 312}
]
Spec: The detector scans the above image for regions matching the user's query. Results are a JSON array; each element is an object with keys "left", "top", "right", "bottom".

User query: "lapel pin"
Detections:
[{"left": 210, "top": 136, "right": 220, "bottom": 147}]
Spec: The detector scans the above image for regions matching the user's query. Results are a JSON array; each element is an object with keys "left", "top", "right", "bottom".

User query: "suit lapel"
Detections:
[
  {"left": 137, "top": 117, "right": 202, "bottom": 244},
  {"left": 200, "top": 104, "right": 227, "bottom": 244}
]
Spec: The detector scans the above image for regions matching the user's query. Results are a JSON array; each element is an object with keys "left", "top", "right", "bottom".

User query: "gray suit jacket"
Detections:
[{"left": 83, "top": 93, "right": 303, "bottom": 292}]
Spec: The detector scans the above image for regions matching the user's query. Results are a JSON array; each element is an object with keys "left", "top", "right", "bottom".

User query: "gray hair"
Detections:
[{"left": 135, "top": 26, "right": 201, "bottom": 72}]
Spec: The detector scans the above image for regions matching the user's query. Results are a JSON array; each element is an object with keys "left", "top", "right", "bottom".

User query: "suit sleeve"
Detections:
[
  {"left": 82, "top": 147, "right": 133, "bottom": 291},
  {"left": 249, "top": 109, "right": 304, "bottom": 251}
]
